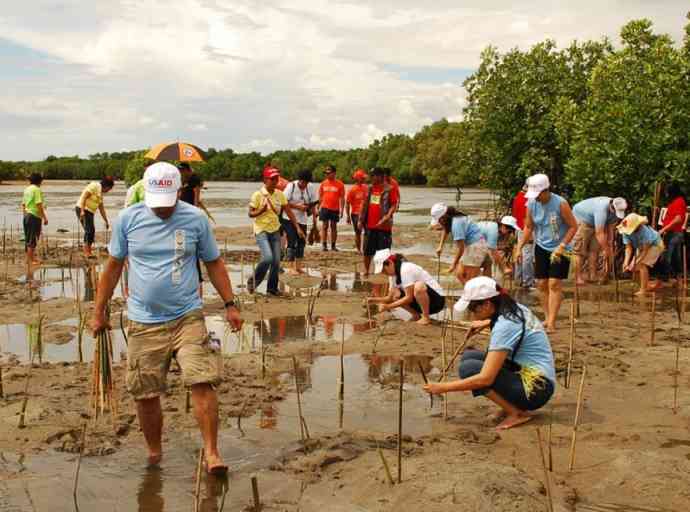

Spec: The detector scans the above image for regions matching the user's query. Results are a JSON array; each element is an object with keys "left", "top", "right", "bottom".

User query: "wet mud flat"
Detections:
[{"left": 1, "top": 228, "right": 690, "bottom": 511}]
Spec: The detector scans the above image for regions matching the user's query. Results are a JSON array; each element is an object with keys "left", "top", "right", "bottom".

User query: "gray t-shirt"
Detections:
[{"left": 284, "top": 181, "right": 319, "bottom": 224}]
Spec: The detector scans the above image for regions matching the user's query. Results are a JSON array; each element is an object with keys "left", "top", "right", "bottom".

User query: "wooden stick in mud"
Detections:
[
  {"left": 339, "top": 320, "right": 345, "bottom": 401},
  {"left": 292, "top": 356, "right": 307, "bottom": 443},
  {"left": 240, "top": 254, "right": 245, "bottom": 293},
  {"left": 568, "top": 364, "right": 587, "bottom": 471},
  {"left": 18, "top": 371, "right": 31, "bottom": 429},
  {"left": 683, "top": 244, "right": 687, "bottom": 290},
  {"left": 251, "top": 476, "right": 261, "bottom": 512},
  {"left": 194, "top": 447, "right": 204, "bottom": 512},
  {"left": 565, "top": 301, "right": 575, "bottom": 389},
  {"left": 574, "top": 279, "right": 581, "bottom": 318},
  {"left": 397, "top": 359, "right": 404, "bottom": 484},
  {"left": 185, "top": 389, "right": 191, "bottom": 414},
  {"left": 377, "top": 442, "right": 395, "bottom": 486},
  {"left": 673, "top": 341, "right": 680, "bottom": 414},
  {"left": 650, "top": 292, "right": 657, "bottom": 347},
  {"left": 441, "top": 318, "right": 448, "bottom": 420},
  {"left": 436, "top": 255, "right": 441, "bottom": 284},
  {"left": 72, "top": 423, "right": 87, "bottom": 504},
  {"left": 547, "top": 408, "right": 554, "bottom": 472},
  {"left": 441, "top": 328, "right": 474, "bottom": 377},
  {"left": 536, "top": 428, "right": 554, "bottom": 512},
  {"left": 0, "top": 366, "right": 3, "bottom": 399},
  {"left": 418, "top": 362, "right": 433, "bottom": 408}
]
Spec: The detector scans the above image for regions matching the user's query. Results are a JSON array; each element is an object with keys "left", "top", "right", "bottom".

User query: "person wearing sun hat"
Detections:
[
  {"left": 514, "top": 173, "right": 578, "bottom": 333},
  {"left": 423, "top": 276, "right": 555, "bottom": 430},
  {"left": 90, "top": 161, "right": 243, "bottom": 474},
  {"left": 618, "top": 213, "right": 664, "bottom": 295},
  {"left": 430, "top": 203, "right": 490, "bottom": 283},
  {"left": 572, "top": 196, "right": 628, "bottom": 285},
  {"left": 346, "top": 168, "right": 369, "bottom": 253},
  {"left": 366, "top": 249, "right": 445, "bottom": 325}
]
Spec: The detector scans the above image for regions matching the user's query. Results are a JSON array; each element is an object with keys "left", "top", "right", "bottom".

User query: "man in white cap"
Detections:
[
  {"left": 572, "top": 196, "right": 627, "bottom": 285},
  {"left": 90, "top": 162, "right": 242, "bottom": 474},
  {"left": 515, "top": 173, "right": 578, "bottom": 333}
]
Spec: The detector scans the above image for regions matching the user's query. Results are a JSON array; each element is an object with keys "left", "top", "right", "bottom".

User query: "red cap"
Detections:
[
  {"left": 353, "top": 169, "right": 368, "bottom": 181},
  {"left": 263, "top": 167, "right": 280, "bottom": 179}
]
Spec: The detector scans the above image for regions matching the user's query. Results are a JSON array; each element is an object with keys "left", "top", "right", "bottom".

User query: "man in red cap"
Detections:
[
  {"left": 248, "top": 167, "right": 305, "bottom": 295},
  {"left": 346, "top": 169, "right": 369, "bottom": 253}
]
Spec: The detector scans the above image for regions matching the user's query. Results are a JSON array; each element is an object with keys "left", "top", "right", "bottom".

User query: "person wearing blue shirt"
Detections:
[
  {"left": 572, "top": 197, "right": 627, "bottom": 285},
  {"left": 90, "top": 162, "right": 243, "bottom": 475},
  {"left": 431, "top": 203, "right": 489, "bottom": 283},
  {"left": 424, "top": 276, "right": 555, "bottom": 430},
  {"left": 515, "top": 174, "right": 578, "bottom": 333},
  {"left": 618, "top": 213, "right": 664, "bottom": 295}
]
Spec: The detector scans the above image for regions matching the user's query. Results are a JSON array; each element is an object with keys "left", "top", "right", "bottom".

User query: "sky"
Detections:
[{"left": 0, "top": 1, "right": 688, "bottom": 161}]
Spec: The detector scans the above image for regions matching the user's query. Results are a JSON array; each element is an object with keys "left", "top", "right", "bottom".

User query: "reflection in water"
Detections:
[
  {"left": 364, "top": 354, "right": 434, "bottom": 384},
  {"left": 137, "top": 468, "right": 164, "bottom": 512},
  {"left": 250, "top": 315, "right": 376, "bottom": 346}
]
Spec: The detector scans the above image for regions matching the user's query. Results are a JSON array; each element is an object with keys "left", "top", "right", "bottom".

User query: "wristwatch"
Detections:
[{"left": 224, "top": 299, "right": 236, "bottom": 309}]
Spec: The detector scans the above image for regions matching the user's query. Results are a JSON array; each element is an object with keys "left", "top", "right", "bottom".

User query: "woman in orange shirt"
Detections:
[{"left": 346, "top": 169, "right": 369, "bottom": 253}]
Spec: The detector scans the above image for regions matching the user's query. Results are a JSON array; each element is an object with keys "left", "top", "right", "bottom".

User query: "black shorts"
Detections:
[
  {"left": 319, "top": 208, "right": 340, "bottom": 223},
  {"left": 409, "top": 285, "right": 446, "bottom": 316},
  {"left": 364, "top": 229, "right": 392, "bottom": 257},
  {"left": 350, "top": 214, "right": 361, "bottom": 235},
  {"left": 534, "top": 243, "right": 570, "bottom": 280},
  {"left": 23, "top": 214, "right": 42, "bottom": 250}
]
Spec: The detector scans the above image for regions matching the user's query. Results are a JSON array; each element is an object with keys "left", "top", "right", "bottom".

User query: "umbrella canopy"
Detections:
[{"left": 145, "top": 142, "right": 206, "bottom": 162}]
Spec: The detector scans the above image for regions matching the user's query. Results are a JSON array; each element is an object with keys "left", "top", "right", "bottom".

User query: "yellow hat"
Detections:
[{"left": 617, "top": 213, "right": 648, "bottom": 235}]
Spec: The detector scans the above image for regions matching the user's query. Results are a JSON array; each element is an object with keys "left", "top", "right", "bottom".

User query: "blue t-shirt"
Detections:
[
  {"left": 489, "top": 305, "right": 556, "bottom": 384},
  {"left": 451, "top": 216, "right": 482, "bottom": 246},
  {"left": 573, "top": 197, "right": 617, "bottom": 228},
  {"left": 527, "top": 193, "right": 570, "bottom": 252},
  {"left": 622, "top": 224, "right": 661, "bottom": 249},
  {"left": 109, "top": 202, "right": 220, "bottom": 323},
  {"left": 477, "top": 221, "right": 499, "bottom": 250}
]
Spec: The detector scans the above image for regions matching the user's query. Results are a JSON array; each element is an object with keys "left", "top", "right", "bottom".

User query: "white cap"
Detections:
[
  {"left": 612, "top": 197, "right": 627, "bottom": 219},
  {"left": 454, "top": 276, "right": 501, "bottom": 314},
  {"left": 373, "top": 249, "right": 392, "bottom": 274},
  {"left": 500, "top": 215, "right": 521, "bottom": 232},
  {"left": 430, "top": 202, "right": 448, "bottom": 226},
  {"left": 144, "top": 162, "right": 181, "bottom": 208},
  {"left": 525, "top": 174, "right": 550, "bottom": 199}
]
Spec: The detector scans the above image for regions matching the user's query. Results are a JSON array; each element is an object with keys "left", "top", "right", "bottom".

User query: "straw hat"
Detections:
[{"left": 617, "top": 213, "right": 648, "bottom": 235}]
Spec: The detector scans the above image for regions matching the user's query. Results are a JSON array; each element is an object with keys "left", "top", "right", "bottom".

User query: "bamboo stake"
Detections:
[
  {"left": 194, "top": 447, "right": 204, "bottom": 512},
  {"left": 441, "top": 318, "right": 448, "bottom": 420},
  {"left": 673, "top": 341, "right": 680, "bottom": 414},
  {"left": 292, "top": 356, "right": 307, "bottom": 443},
  {"left": 441, "top": 328, "right": 474, "bottom": 377},
  {"left": 547, "top": 408, "right": 554, "bottom": 472},
  {"left": 18, "top": 371, "right": 31, "bottom": 429},
  {"left": 251, "top": 476, "right": 261, "bottom": 512},
  {"left": 574, "top": 279, "right": 581, "bottom": 318},
  {"left": 436, "top": 255, "right": 441, "bottom": 284},
  {"left": 397, "top": 359, "right": 404, "bottom": 484},
  {"left": 185, "top": 389, "right": 191, "bottom": 414},
  {"left": 339, "top": 320, "right": 345, "bottom": 401},
  {"left": 650, "top": 292, "right": 656, "bottom": 347},
  {"left": 377, "top": 442, "right": 395, "bottom": 486},
  {"left": 418, "top": 362, "right": 433, "bottom": 408},
  {"left": 536, "top": 428, "right": 554, "bottom": 512},
  {"left": 0, "top": 366, "right": 4, "bottom": 399},
  {"left": 565, "top": 301, "right": 575, "bottom": 389},
  {"left": 72, "top": 423, "right": 87, "bottom": 505},
  {"left": 568, "top": 364, "right": 588, "bottom": 471}
]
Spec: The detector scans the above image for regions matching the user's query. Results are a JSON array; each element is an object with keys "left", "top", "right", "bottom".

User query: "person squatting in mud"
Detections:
[
  {"left": 424, "top": 276, "right": 555, "bottom": 430},
  {"left": 366, "top": 249, "right": 446, "bottom": 325}
]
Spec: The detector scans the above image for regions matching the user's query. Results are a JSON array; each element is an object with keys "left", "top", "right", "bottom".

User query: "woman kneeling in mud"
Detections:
[
  {"left": 424, "top": 276, "right": 555, "bottom": 430},
  {"left": 367, "top": 249, "right": 446, "bottom": 325}
]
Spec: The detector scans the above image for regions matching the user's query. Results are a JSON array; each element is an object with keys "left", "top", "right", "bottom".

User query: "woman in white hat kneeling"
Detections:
[
  {"left": 424, "top": 276, "right": 555, "bottom": 430},
  {"left": 367, "top": 249, "right": 446, "bottom": 325}
]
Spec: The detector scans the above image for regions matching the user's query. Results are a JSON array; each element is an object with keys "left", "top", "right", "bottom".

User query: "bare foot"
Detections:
[
  {"left": 544, "top": 323, "right": 556, "bottom": 334},
  {"left": 487, "top": 410, "right": 506, "bottom": 423},
  {"left": 205, "top": 453, "right": 228, "bottom": 475},
  {"left": 575, "top": 279, "right": 587, "bottom": 286},
  {"left": 633, "top": 289, "right": 647, "bottom": 297},
  {"left": 287, "top": 269, "right": 300, "bottom": 276},
  {"left": 416, "top": 317, "right": 432, "bottom": 326},
  {"left": 496, "top": 413, "right": 533, "bottom": 430},
  {"left": 147, "top": 452, "right": 162, "bottom": 467}
]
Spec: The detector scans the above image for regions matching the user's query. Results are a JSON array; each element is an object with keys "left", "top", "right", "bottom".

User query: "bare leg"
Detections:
[
  {"left": 588, "top": 249, "right": 600, "bottom": 282},
  {"left": 485, "top": 390, "right": 533, "bottom": 430},
  {"left": 575, "top": 255, "right": 586, "bottom": 285},
  {"left": 321, "top": 222, "right": 328, "bottom": 249},
  {"left": 413, "top": 282, "right": 432, "bottom": 324},
  {"left": 191, "top": 383, "right": 225, "bottom": 473},
  {"left": 363, "top": 256, "right": 372, "bottom": 277},
  {"left": 545, "top": 278, "right": 563, "bottom": 332},
  {"left": 354, "top": 231, "right": 362, "bottom": 253},
  {"left": 83, "top": 243, "right": 93, "bottom": 257},
  {"left": 330, "top": 221, "right": 338, "bottom": 249},
  {"left": 537, "top": 278, "right": 550, "bottom": 324},
  {"left": 136, "top": 397, "right": 163, "bottom": 466}
]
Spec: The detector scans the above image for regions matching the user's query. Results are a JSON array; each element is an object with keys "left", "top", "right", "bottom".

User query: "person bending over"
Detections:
[
  {"left": 424, "top": 276, "right": 555, "bottom": 430},
  {"left": 366, "top": 249, "right": 445, "bottom": 325},
  {"left": 619, "top": 213, "right": 664, "bottom": 295}
]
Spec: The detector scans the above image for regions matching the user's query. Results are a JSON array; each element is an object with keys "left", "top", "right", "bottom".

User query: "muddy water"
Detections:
[{"left": 0, "top": 353, "right": 442, "bottom": 511}]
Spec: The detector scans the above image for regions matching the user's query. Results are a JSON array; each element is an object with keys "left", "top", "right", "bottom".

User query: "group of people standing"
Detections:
[{"left": 246, "top": 164, "right": 401, "bottom": 295}]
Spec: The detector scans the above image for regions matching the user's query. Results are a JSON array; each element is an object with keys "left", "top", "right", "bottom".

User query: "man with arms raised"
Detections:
[{"left": 90, "top": 162, "right": 242, "bottom": 473}]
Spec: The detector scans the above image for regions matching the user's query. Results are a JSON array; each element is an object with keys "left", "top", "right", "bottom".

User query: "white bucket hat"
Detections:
[
  {"left": 525, "top": 174, "right": 550, "bottom": 200},
  {"left": 500, "top": 215, "right": 521, "bottom": 232},
  {"left": 454, "top": 276, "right": 501, "bottom": 314},
  {"left": 429, "top": 203, "right": 448, "bottom": 226},
  {"left": 611, "top": 197, "right": 628, "bottom": 219},
  {"left": 144, "top": 162, "right": 181, "bottom": 208},
  {"left": 373, "top": 249, "right": 393, "bottom": 274}
]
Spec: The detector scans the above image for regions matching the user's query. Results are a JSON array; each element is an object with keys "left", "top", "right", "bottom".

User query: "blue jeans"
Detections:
[
  {"left": 662, "top": 232, "right": 684, "bottom": 279},
  {"left": 514, "top": 231, "right": 535, "bottom": 287},
  {"left": 255, "top": 230, "right": 282, "bottom": 292}
]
